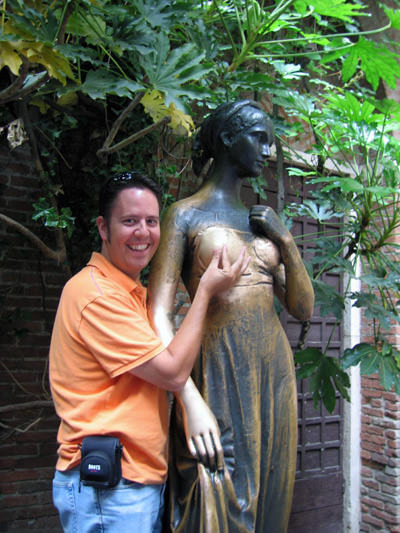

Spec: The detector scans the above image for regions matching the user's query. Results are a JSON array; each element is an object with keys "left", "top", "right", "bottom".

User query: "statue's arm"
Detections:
[
  {"left": 148, "top": 205, "right": 223, "bottom": 471},
  {"left": 250, "top": 205, "right": 314, "bottom": 321},
  {"left": 178, "top": 377, "right": 224, "bottom": 472}
]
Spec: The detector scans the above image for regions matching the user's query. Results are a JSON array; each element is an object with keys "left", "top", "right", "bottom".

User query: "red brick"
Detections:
[
  {"left": 361, "top": 496, "right": 385, "bottom": 510},
  {"left": 372, "top": 509, "right": 399, "bottom": 524},
  {"left": 363, "top": 441, "right": 384, "bottom": 454},
  {"left": 362, "top": 514, "right": 385, "bottom": 528},
  {"left": 363, "top": 407, "right": 384, "bottom": 417},
  {"left": 363, "top": 479, "right": 380, "bottom": 490}
]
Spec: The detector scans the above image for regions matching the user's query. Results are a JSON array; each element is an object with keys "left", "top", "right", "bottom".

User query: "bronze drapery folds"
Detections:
[{"left": 149, "top": 100, "right": 314, "bottom": 533}]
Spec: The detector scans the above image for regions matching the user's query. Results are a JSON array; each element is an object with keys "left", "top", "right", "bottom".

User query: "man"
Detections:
[{"left": 49, "top": 171, "right": 249, "bottom": 532}]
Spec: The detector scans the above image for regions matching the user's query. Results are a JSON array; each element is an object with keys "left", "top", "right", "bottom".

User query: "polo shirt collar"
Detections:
[{"left": 87, "top": 252, "right": 145, "bottom": 295}]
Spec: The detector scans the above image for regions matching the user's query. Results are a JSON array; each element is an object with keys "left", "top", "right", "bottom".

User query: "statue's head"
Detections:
[{"left": 192, "top": 100, "right": 274, "bottom": 177}]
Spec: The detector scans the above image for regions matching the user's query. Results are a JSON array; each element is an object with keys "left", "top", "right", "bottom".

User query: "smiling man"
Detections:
[{"left": 49, "top": 171, "right": 250, "bottom": 533}]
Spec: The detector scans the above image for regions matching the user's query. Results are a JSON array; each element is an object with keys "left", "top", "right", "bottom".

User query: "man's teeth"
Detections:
[{"left": 129, "top": 244, "right": 148, "bottom": 251}]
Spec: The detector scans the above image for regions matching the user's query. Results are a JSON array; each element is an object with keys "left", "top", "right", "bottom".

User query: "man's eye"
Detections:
[{"left": 147, "top": 218, "right": 159, "bottom": 226}]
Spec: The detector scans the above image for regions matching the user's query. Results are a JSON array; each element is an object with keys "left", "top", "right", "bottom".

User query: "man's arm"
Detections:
[{"left": 131, "top": 246, "right": 249, "bottom": 391}]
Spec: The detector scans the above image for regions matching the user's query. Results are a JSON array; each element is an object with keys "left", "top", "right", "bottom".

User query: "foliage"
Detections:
[
  {"left": 283, "top": 89, "right": 400, "bottom": 408},
  {"left": 32, "top": 197, "right": 75, "bottom": 237},
  {"left": 1, "top": 0, "right": 400, "bottom": 411}
]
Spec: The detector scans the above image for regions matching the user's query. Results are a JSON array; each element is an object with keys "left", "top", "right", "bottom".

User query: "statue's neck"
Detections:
[{"left": 203, "top": 159, "right": 243, "bottom": 203}]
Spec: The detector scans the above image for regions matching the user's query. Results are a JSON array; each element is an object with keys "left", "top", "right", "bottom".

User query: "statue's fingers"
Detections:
[
  {"left": 210, "top": 432, "right": 224, "bottom": 472},
  {"left": 202, "top": 432, "right": 217, "bottom": 471},
  {"left": 192, "top": 435, "right": 208, "bottom": 466},
  {"left": 187, "top": 437, "right": 198, "bottom": 459}
]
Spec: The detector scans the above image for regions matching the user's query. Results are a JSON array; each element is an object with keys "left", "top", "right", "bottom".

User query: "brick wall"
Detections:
[
  {"left": 360, "top": 376, "right": 400, "bottom": 532},
  {"left": 0, "top": 142, "right": 67, "bottom": 532}
]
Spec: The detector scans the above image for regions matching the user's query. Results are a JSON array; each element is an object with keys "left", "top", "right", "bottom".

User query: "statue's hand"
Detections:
[
  {"left": 249, "top": 205, "right": 290, "bottom": 245},
  {"left": 181, "top": 395, "right": 224, "bottom": 472}
]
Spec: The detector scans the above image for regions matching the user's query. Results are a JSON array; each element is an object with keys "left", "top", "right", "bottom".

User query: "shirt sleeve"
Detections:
[{"left": 79, "top": 291, "right": 165, "bottom": 378}]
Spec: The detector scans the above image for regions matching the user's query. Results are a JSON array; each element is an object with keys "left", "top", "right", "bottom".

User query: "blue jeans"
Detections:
[{"left": 53, "top": 468, "right": 165, "bottom": 533}]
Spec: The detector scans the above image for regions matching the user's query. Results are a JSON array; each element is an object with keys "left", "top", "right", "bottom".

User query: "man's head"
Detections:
[
  {"left": 96, "top": 172, "right": 162, "bottom": 281},
  {"left": 99, "top": 171, "right": 162, "bottom": 223}
]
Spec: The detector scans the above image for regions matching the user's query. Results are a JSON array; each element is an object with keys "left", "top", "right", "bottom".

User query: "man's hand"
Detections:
[{"left": 199, "top": 245, "right": 250, "bottom": 297}]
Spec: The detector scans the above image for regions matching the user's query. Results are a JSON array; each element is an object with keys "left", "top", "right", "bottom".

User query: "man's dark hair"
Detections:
[{"left": 99, "top": 171, "right": 162, "bottom": 221}]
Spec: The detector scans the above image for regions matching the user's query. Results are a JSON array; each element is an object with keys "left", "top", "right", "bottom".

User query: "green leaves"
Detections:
[
  {"left": 139, "top": 35, "right": 212, "bottom": 107},
  {"left": 287, "top": 198, "right": 339, "bottom": 222},
  {"left": 383, "top": 5, "right": 400, "bottom": 31},
  {"left": 313, "top": 279, "right": 344, "bottom": 320},
  {"left": 295, "top": 348, "right": 350, "bottom": 412},
  {"left": 32, "top": 198, "right": 75, "bottom": 238},
  {"left": 342, "top": 343, "right": 400, "bottom": 394},
  {"left": 79, "top": 69, "right": 142, "bottom": 100},
  {"left": 342, "top": 38, "right": 400, "bottom": 90},
  {"left": 295, "top": 0, "right": 365, "bottom": 23}
]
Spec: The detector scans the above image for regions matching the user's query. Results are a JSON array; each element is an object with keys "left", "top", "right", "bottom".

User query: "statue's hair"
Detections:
[{"left": 192, "top": 99, "right": 272, "bottom": 176}]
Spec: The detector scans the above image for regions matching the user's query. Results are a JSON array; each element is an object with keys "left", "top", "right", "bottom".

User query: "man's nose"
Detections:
[{"left": 134, "top": 220, "right": 149, "bottom": 235}]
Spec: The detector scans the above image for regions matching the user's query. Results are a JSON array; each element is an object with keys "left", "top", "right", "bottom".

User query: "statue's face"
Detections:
[{"left": 225, "top": 110, "right": 273, "bottom": 178}]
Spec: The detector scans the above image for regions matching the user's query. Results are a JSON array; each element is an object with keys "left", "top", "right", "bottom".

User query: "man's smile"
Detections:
[{"left": 128, "top": 243, "right": 151, "bottom": 251}]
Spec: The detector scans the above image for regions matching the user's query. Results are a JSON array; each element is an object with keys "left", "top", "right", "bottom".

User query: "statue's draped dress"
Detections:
[{"left": 167, "top": 208, "right": 298, "bottom": 533}]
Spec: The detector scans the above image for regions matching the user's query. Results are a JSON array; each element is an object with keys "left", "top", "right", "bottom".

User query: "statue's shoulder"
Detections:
[{"left": 164, "top": 194, "right": 203, "bottom": 221}]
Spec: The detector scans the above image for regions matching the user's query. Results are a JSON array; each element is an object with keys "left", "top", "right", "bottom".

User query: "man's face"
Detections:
[
  {"left": 97, "top": 187, "right": 160, "bottom": 281},
  {"left": 228, "top": 113, "right": 272, "bottom": 178}
]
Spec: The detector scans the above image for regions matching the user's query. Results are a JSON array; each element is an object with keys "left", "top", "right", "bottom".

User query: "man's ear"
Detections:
[
  {"left": 96, "top": 216, "right": 108, "bottom": 242},
  {"left": 220, "top": 130, "right": 233, "bottom": 149}
]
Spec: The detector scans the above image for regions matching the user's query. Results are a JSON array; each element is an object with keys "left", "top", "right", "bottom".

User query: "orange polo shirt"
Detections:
[{"left": 49, "top": 252, "right": 167, "bottom": 484}]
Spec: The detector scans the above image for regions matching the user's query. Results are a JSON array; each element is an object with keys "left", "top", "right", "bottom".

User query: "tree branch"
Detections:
[
  {"left": 56, "top": 0, "right": 76, "bottom": 44},
  {"left": 97, "top": 116, "right": 171, "bottom": 157},
  {"left": 0, "top": 57, "right": 29, "bottom": 104},
  {"left": 101, "top": 91, "right": 145, "bottom": 151},
  {"left": 0, "top": 400, "right": 53, "bottom": 414},
  {"left": 20, "top": 101, "right": 70, "bottom": 275},
  {"left": 0, "top": 213, "right": 66, "bottom": 264}
]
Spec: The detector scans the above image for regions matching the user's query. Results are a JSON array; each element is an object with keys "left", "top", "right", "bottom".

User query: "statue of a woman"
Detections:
[{"left": 148, "top": 100, "right": 314, "bottom": 533}]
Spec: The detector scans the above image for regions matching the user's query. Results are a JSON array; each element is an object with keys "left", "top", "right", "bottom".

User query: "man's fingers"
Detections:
[
  {"left": 230, "top": 246, "right": 250, "bottom": 277},
  {"left": 220, "top": 245, "right": 229, "bottom": 271},
  {"left": 210, "top": 247, "right": 222, "bottom": 267}
]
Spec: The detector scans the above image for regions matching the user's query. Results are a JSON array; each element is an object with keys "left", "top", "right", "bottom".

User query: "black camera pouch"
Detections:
[{"left": 80, "top": 436, "right": 123, "bottom": 488}]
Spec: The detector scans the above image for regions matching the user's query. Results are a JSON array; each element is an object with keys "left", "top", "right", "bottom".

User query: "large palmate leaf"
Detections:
[
  {"left": 139, "top": 34, "right": 212, "bottom": 107},
  {"left": 312, "top": 279, "right": 345, "bottom": 320},
  {"left": 0, "top": 37, "right": 75, "bottom": 83},
  {"left": 294, "top": 348, "right": 350, "bottom": 412},
  {"left": 342, "top": 343, "right": 400, "bottom": 393},
  {"left": 141, "top": 90, "right": 194, "bottom": 134},
  {"left": 79, "top": 69, "right": 142, "bottom": 99},
  {"left": 294, "top": 0, "right": 365, "bottom": 22},
  {"left": 351, "top": 292, "right": 400, "bottom": 331},
  {"left": 341, "top": 38, "right": 400, "bottom": 90}
]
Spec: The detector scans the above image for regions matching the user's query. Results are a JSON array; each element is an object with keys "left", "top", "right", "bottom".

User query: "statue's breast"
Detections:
[{"left": 193, "top": 226, "right": 280, "bottom": 281}]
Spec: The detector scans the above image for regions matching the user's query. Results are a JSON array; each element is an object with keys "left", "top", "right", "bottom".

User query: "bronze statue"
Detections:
[{"left": 148, "top": 100, "right": 314, "bottom": 533}]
